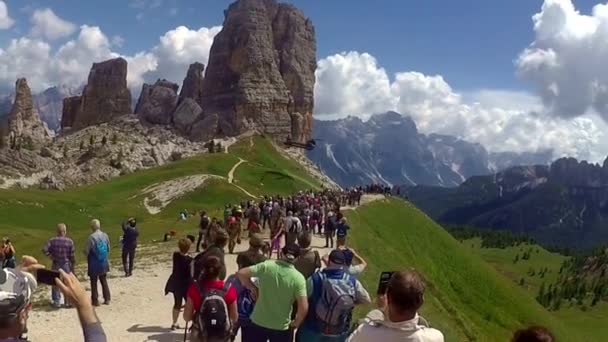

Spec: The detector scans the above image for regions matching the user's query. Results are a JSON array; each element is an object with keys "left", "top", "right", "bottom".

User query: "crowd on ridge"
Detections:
[{"left": 0, "top": 187, "right": 557, "bottom": 342}]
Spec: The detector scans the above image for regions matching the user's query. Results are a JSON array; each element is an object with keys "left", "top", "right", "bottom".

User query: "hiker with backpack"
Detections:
[
  {"left": 237, "top": 244, "right": 308, "bottom": 342},
  {"left": 284, "top": 211, "right": 302, "bottom": 246},
  {"left": 294, "top": 233, "right": 322, "bottom": 280},
  {"left": 324, "top": 212, "right": 337, "bottom": 249},
  {"left": 335, "top": 217, "right": 350, "bottom": 246},
  {"left": 191, "top": 228, "right": 229, "bottom": 281},
  {"left": 184, "top": 255, "right": 238, "bottom": 342},
  {"left": 296, "top": 249, "right": 370, "bottom": 342},
  {"left": 85, "top": 219, "right": 111, "bottom": 306},
  {"left": 347, "top": 270, "right": 444, "bottom": 342}
]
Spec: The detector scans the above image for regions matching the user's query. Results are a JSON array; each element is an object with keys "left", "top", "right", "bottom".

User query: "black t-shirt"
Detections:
[
  {"left": 170, "top": 252, "right": 193, "bottom": 292},
  {"left": 192, "top": 245, "right": 226, "bottom": 280}
]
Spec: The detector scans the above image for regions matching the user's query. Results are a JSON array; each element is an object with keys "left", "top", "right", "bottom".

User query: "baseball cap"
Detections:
[
  {"left": 328, "top": 250, "right": 346, "bottom": 265},
  {"left": 0, "top": 268, "right": 37, "bottom": 317},
  {"left": 281, "top": 244, "right": 301, "bottom": 262}
]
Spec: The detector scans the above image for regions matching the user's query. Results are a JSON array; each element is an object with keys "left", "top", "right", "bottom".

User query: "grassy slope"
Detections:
[
  {"left": 346, "top": 198, "right": 576, "bottom": 341},
  {"left": 464, "top": 238, "right": 608, "bottom": 341},
  {"left": 0, "top": 136, "right": 319, "bottom": 263}
]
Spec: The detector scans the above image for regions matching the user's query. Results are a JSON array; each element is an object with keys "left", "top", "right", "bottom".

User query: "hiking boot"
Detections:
[{"left": 103, "top": 300, "right": 111, "bottom": 305}]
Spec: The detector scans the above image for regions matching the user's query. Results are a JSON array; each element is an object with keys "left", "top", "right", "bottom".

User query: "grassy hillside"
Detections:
[
  {"left": 346, "top": 198, "right": 577, "bottom": 341},
  {"left": 0, "top": 136, "right": 320, "bottom": 263},
  {"left": 464, "top": 239, "right": 608, "bottom": 341}
]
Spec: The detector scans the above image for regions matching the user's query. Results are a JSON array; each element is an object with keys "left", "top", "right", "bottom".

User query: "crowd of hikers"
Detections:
[{"left": 0, "top": 186, "right": 558, "bottom": 342}]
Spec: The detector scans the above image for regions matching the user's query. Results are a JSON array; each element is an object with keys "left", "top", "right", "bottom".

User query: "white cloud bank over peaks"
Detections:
[
  {"left": 314, "top": 51, "right": 607, "bottom": 162},
  {"left": 0, "top": 19, "right": 221, "bottom": 95},
  {"left": 516, "top": 0, "right": 608, "bottom": 121}
]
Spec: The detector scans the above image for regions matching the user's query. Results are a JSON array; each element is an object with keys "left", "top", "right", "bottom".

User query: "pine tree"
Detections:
[
  {"left": 89, "top": 135, "right": 95, "bottom": 146},
  {"left": 63, "top": 145, "right": 69, "bottom": 158},
  {"left": 111, "top": 134, "right": 118, "bottom": 145},
  {"left": 519, "top": 278, "right": 525, "bottom": 286},
  {"left": 537, "top": 282, "right": 546, "bottom": 305},
  {"left": 79, "top": 141, "right": 85, "bottom": 151},
  {"left": 101, "top": 136, "right": 107, "bottom": 145},
  {"left": 514, "top": 254, "right": 519, "bottom": 263}
]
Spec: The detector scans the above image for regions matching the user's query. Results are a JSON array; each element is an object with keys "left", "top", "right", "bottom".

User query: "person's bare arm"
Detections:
[
  {"left": 291, "top": 296, "right": 308, "bottom": 329},
  {"left": 183, "top": 297, "right": 195, "bottom": 322},
  {"left": 351, "top": 249, "right": 367, "bottom": 268},
  {"left": 228, "top": 301, "right": 238, "bottom": 323},
  {"left": 236, "top": 267, "right": 258, "bottom": 299},
  {"left": 321, "top": 253, "right": 330, "bottom": 266}
]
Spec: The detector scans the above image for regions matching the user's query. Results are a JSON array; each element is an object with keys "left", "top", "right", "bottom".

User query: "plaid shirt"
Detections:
[{"left": 43, "top": 236, "right": 75, "bottom": 265}]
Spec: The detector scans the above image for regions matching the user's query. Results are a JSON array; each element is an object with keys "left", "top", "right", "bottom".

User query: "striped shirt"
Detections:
[{"left": 43, "top": 236, "right": 75, "bottom": 264}]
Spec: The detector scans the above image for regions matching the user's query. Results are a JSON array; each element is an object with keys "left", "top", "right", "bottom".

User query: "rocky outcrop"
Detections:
[
  {"left": 201, "top": 0, "right": 316, "bottom": 142},
  {"left": 179, "top": 62, "right": 205, "bottom": 105},
  {"left": 35, "top": 86, "right": 80, "bottom": 131},
  {"left": 61, "top": 96, "right": 81, "bottom": 130},
  {"left": 135, "top": 79, "right": 179, "bottom": 125},
  {"left": 69, "top": 58, "right": 132, "bottom": 130},
  {"left": 4, "top": 79, "right": 52, "bottom": 150},
  {"left": 173, "top": 98, "right": 203, "bottom": 134},
  {"left": 189, "top": 114, "right": 219, "bottom": 142}
]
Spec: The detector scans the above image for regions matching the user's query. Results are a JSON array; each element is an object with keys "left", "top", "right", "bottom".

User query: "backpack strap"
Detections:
[
  {"left": 314, "top": 251, "right": 321, "bottom": 270},
  {"left": 311, "top": 272, "right": 324, "bottom": 306}
]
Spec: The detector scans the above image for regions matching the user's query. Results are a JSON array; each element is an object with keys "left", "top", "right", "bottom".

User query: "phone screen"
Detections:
[
  {"left": 36, "top": 269, "right": 61, "bottom": 286},
  {"left": 377, "top": 271, "right": 395, "bottom": 294}
]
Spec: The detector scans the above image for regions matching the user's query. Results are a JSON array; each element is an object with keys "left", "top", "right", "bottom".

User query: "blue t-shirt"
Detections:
[{"left": 336, "top": 223, "right": 350, "bottom": 238}]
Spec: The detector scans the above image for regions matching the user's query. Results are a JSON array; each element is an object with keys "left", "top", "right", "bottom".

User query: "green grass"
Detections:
[
  {"left": 464, "top": 238, "right": 608, "bottom": 341},
  {"left": 0, "top": 136, "right": 321, "bottom": 265},
  {"left": 346, "top": 198, "right": 577, "bottom": 341}
]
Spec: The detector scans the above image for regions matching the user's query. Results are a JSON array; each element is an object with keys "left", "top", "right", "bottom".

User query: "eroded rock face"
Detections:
[
  {"left": 135, "top": 79, "right": 179, "bottom": 125},
  {"left": 201, "top": 0, "right": 316, "bottom": 142},
  {"left": 70, "top": 58, "right": 132, "bottom": 130},
  {"left": 179, "top": 62, "right": 205, "bottom": 105},
  {"left": 189, "top": 114, "right": 219, "bottom": 142},
  {"left": 61, "top": 96, "right": 81, "bottom": 130},
  {"left": 5, "top": 79, "right": 52, "bottom": 149},
  {"left": 173, "top": 98, "right": 203, "bottom": 134}
]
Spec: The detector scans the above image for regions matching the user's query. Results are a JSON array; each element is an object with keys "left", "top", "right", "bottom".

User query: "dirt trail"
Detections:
[
  {"left": 28, "top": 195, "right": 382, "bottom": 341},
  {"left": 228, "top": 159, "right": 246, "bottom": 184}
]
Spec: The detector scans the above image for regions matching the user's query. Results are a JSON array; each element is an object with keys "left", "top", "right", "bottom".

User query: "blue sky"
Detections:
[
  {"left": 0, "top": 0, "right": 593, "bottom": 90},
  {"left": 0, "top": 0, "right": 607, "bottom": 161}
]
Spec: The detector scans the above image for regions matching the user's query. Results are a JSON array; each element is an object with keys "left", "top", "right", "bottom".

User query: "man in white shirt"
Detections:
[{"left": 347, "top": 270, "right": 444, "bottom": 342}]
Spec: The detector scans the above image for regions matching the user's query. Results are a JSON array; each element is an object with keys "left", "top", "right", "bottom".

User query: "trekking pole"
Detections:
[{"left": 183, "top": 321, "right": 189, "bottom": 342}]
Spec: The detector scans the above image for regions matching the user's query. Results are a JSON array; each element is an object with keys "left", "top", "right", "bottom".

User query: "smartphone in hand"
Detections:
[
  {"left": 36, "top": 269, "right": 61, "bottom": 286},
  {"left": 377, "top": 271, "right": 395, "bottom": 294}
]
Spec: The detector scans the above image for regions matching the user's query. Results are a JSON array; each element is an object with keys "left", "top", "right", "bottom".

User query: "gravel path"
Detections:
[{"left": 28, "top": 195, "right": 383, "bottom": 341}]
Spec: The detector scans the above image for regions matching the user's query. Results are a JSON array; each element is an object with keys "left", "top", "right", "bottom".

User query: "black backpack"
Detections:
[{"left": 194, "top": 282, "right": 231, "bottom": 341}]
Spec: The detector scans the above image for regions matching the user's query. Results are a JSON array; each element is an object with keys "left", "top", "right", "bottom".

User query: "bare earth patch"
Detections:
[{"left": 142, "top": 174, "right": 225, "bottom": 214}]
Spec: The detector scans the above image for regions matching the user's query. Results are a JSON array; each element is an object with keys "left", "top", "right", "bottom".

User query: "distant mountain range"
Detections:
[
  {"left": 406, "top": 157, "right": 608, "bottom": 249},
  {"left": 308, "top": 111, "right": 553, "bottom": 187}
]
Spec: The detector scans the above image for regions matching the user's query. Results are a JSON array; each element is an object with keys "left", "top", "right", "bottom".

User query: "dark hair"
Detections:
[
  {"left": 214, "top": 229, "right": 229, "bottom": 248},
  {"left": 512, "top": 326, "right": 555, "bottom": 342},
  {"left": 298, "top": 232, "right": 312, "bottom": 248},
  {"left": 387, "top": 270, "right": 425, "bottom": 313},
  {"left": 199, "top": 256, "right": 222, "bottom": 281}
]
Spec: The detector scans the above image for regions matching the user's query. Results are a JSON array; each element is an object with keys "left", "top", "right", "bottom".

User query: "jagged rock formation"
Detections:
[
  {"left": 179, "top": 62, "right": 205, "bottom": 105},
  {"left": 3, "top": 79, "right": 52, "bottom": 150},
  {"left": 35, "top": 86, "right": 80, "bottom": 131},
  {"left": 201, "top": 0, "right": 316, "bottom": 142},
  {"left": 189, "top": 114, "right": 219, "bottom": 142},
  {"left": 135, "top": 79, "right": 179, "bottom": 125},
  {"left": 173, "top": 98, "right": 203, "bottom": 134},
  {"left": 61, "top": 96, "right": 80, "bottom": 130},
  {"left": 65, "top": 58, "right": 132, "bottom": 130}
]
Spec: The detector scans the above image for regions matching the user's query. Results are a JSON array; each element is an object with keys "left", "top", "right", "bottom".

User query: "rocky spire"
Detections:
[
  {"left": 179, "top": 62, "right": 205, "bottom": 105},
  {"left": 200, "top": 0, "right": 316, "bottom": 142},
  {"left": 4, "top": 78, "right": 52, "bottom": 149},
  {"left": 65, "top": 57, "right": 132, "bottom": 130}
]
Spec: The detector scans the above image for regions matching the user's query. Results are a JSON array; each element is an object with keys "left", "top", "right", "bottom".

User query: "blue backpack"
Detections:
[
  {"left": 226, "top": 275, "right": 255, "bottom": 320},
  {"left": 311, "top": 271, "right": 357, "bottom": 336},
  {"left": 94, "top": 239, "right": 109, "bottom": 264}
]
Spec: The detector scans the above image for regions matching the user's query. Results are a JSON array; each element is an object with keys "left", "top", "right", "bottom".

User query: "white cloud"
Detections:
[
  {"left": 111, "top": 35, "right": 125, "bottom": 48},
  {"left": 516, "top": 0, "right": 608, "bottom": 121},
  {"left": 314, "top": 51, "right": 608, "bottom": 161},
  {"left": 30, "top": 8, "right": 76, "bottom": 40},
  {"left": 0, "top": 1, "right": 14, "bottom": 29}
]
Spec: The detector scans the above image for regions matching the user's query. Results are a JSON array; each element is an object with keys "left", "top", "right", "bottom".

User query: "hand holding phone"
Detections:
[
  {"left": 36, "top": 269, "right": 61, "bottom": 286},
  {"left": 377, "top": 271, "right": 395, "bottom": 295}
]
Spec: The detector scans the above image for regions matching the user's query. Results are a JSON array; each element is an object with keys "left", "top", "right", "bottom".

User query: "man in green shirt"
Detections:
[{"left": 237, "top": 243, "right": 308, "bottom": 341}]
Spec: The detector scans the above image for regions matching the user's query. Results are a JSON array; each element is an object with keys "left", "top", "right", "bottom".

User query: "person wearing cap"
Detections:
[
  {"left": 297, "top": 250, "right": 370, "bottom": 342},
  {"left": 43, "top": 223, "right": 75, "bottom": 308},
  {"left": 0, "top": 256, "right": 107, "bottom": 342},
  {"left": 237, "top": 243, "right": 308, "bottom": 342}
]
